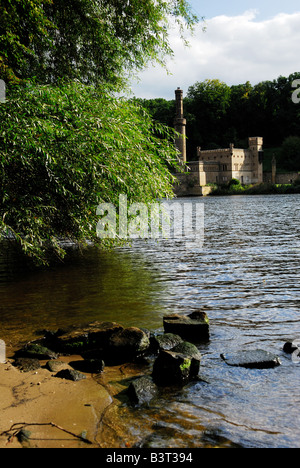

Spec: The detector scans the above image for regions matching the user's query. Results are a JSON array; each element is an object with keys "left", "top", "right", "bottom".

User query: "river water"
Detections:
[{"left": 0, "top": 194, "right": 300, "bottom": 448}]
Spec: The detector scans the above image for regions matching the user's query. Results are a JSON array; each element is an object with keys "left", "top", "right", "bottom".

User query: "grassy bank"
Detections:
[{"left": 210, "top": 180, "right": 300, "bottom": 196}]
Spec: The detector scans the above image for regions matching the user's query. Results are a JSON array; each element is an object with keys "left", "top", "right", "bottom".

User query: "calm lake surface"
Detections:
[{"left": 1, "top": 194, "right": 300, "bottom": 448}]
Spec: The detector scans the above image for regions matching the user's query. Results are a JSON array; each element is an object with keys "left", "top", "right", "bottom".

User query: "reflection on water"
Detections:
[
  {"left": 1, "top": 194, "right": 300, "bottom": 448},
  {"left": 0, "top": 245, "right": 171, "bottom": 347}
]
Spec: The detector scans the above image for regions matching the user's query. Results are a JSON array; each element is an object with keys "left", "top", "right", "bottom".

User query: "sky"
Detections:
[{"left": 130, "top": 0, "right": 300, "bottom": 99}]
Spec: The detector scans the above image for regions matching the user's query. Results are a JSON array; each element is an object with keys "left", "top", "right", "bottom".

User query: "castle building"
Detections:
[
  {"left": 173, "top": 88, "right": 264, "bottom": 195},
  {"left": 197, "top": 137, "right": 264, "bottom": 186}
]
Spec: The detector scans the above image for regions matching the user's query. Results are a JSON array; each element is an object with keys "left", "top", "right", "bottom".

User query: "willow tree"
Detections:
[
  {"left": 0, "top": 0, "right": 199, "bottom": 85},
  {"left": 0, "top": 0, "right": 200, "bottom": 264},
  {"left": 0, "top": 82, "right": 182, "bottom": 264}
]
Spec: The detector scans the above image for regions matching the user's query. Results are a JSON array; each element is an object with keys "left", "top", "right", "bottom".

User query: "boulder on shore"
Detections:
[
  {"left": 15, "top": 343, "right": 59, "bottom": 361},
  {"left": 55, "top": 368, "right": 86, "bottom": 382},
  {"left": 42, "top": 321, "right": 151, "bottom": 365},
  {"left": 69, "top": 359, "right": 105, "bottom": 374},
  {"left": 152, "top": 341, "right": 201, "bottom": 386},
  {"left": 163, "top": 311, "right": 209, "bottom": 341},
  {"left": 49, "top": 321, "right": 124, "bottom": 354},
  {"left": 221, "top": 349, "right": 281, "bottom": 369},
  {"left": 13, "top": 358, "right": 41, "bottom": 373}
]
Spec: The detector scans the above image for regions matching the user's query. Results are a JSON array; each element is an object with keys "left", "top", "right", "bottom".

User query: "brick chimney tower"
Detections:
[{"left": 174, "top": 88, "right": 187, "bottom": 163}]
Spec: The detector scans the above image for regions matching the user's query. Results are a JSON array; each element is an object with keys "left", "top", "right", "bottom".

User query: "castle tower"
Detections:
[
  {"left": 248, "top": 137, "right": 264, "bottom": 183},
  {"left": 174, "top": 88, "right": 187, "bottom": 163}
]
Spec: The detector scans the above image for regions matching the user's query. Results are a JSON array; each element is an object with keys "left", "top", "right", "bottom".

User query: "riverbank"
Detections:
[
  {"left": 0, "top": 354, "right": 148, "bottom": 449},
  {"left": 0, "top": 316, "right": 210, "bottom": 448},
  {"left": 209, "top": 181, "right": 300, "bottom": 196}
]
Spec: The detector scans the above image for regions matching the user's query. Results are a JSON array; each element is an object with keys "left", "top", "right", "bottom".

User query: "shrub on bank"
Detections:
[{"left": 211, "top": 180, "right": 300, "bottom": 196}]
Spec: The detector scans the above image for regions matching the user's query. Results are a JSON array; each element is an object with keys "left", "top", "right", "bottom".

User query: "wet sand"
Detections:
[{"left": 0, "top": 355, "right": 145, "bottom": 448}]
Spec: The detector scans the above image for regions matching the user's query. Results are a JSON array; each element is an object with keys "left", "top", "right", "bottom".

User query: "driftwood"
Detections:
[{"left": 0, "top": 422, "right": 93, "bottom": 445}]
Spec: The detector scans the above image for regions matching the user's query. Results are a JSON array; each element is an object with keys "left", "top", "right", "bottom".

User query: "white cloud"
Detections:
[{"left": 130, "top": 10, "right": 300, "bottom": 99}]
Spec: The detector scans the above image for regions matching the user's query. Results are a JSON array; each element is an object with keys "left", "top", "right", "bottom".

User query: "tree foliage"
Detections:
[
  {"left": 0, "top": 82, "right": 180, "bottom": 264},
  {"left": 0, "top": 0, "right": 201, "bottom": 265},
  {"left": 0, "top": 0, "right": 198, "bottom": 85},
  {"left": 279, "top": 136, "right": 300, "bottom": 171},
  {"left": 0, "top": 0, "right": 53, "bottom": 83},
  {"left": 141, "top": 73, "right": 300, "bottom": 164}
]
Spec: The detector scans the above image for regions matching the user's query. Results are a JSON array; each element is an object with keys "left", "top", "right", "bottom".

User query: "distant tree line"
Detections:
[{"left": 138, "top": 74, "right": 300, "bottom": 171}]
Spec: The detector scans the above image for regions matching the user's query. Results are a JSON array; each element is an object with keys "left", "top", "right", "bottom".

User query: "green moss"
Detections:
[{"left": 180, "top": 358, "right": 191, "bottom": 372}]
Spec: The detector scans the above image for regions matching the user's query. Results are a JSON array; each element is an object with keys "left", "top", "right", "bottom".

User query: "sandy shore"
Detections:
[{"left": 0, "top": 355, "right": 145, "bottom": 448}]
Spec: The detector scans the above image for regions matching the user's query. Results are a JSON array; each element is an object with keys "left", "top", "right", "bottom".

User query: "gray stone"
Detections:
[
  {"left": 127, "top": 376, "right": 158, "bottom": 406},
  {"left": 13, "top": 358, "right": 41, "bottom": 372},
  {"left": 152, "top": 341, "right": 201, "bottom": 386},
  {"left": 172, "top": 341, "right": 202, "bottom": 362},
  {"left": 107, "top": 327, "right": 150, "bottom": 364},
  {"left": 52, "top": 321, "right": 124, "bottom": 353},
  {"left": 283, "top": 340, "right": 300, "bottom": 354},
  {"left": 152, "top": 333, "right": 183, "bottom": 352},
  {"left": 163, "top": 311, "right": 209, "bottom": 341},
  {"left": 55, "top": 368, "right": 86, "bottom": 381},
  {"left": 69, "top": 359, "right": 105, "bottom": 374},
  {"left": 221, "top": 349, "right": 281, "bottom": 369},
  {"left": 15, "top": 343, "right": 59, "bottom": 360},
  {"left": 46, "top": 360, "right": 70, "bottom": 373}
]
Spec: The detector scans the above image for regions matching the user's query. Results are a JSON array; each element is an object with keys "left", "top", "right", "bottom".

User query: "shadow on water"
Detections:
[{"left": 0, "top": 242, "right": 170, "bottom": 348}]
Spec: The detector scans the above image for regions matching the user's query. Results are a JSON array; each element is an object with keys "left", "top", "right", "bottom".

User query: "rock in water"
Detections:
[
  {"left": 107, "top": 327, "right": 150, "bottom": 364},
  {"left": 221, "top": 349, "right": 281, "bottom": 369},
  {"left": 152, "top": 341, "right": 202, "bottom": 386},
  {"left": 151, "top": 333, "right": 183, "bottom": 352},
  {"left": 127, "top": 376, "right": 158, "bottom": 406},
  {"left": 283, "top": 340, "right": 300, "bottom": 355},
  {"left": 163, "top": 311, "right": 209, "bottom": 341}
]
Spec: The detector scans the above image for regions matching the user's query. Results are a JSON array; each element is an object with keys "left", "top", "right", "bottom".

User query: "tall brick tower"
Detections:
[{"left": 174, "top": 88, "right": 187, "bottom": 163}]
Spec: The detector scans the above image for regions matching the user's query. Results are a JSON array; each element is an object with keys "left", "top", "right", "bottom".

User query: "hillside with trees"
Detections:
[{"left": 138, "top": 74, "right": 300, "bottom": 171}]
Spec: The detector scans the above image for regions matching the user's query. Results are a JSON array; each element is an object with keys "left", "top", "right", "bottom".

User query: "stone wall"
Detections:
[{"left": 263, "top": 172, "right": 300, "bottom": 184}]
